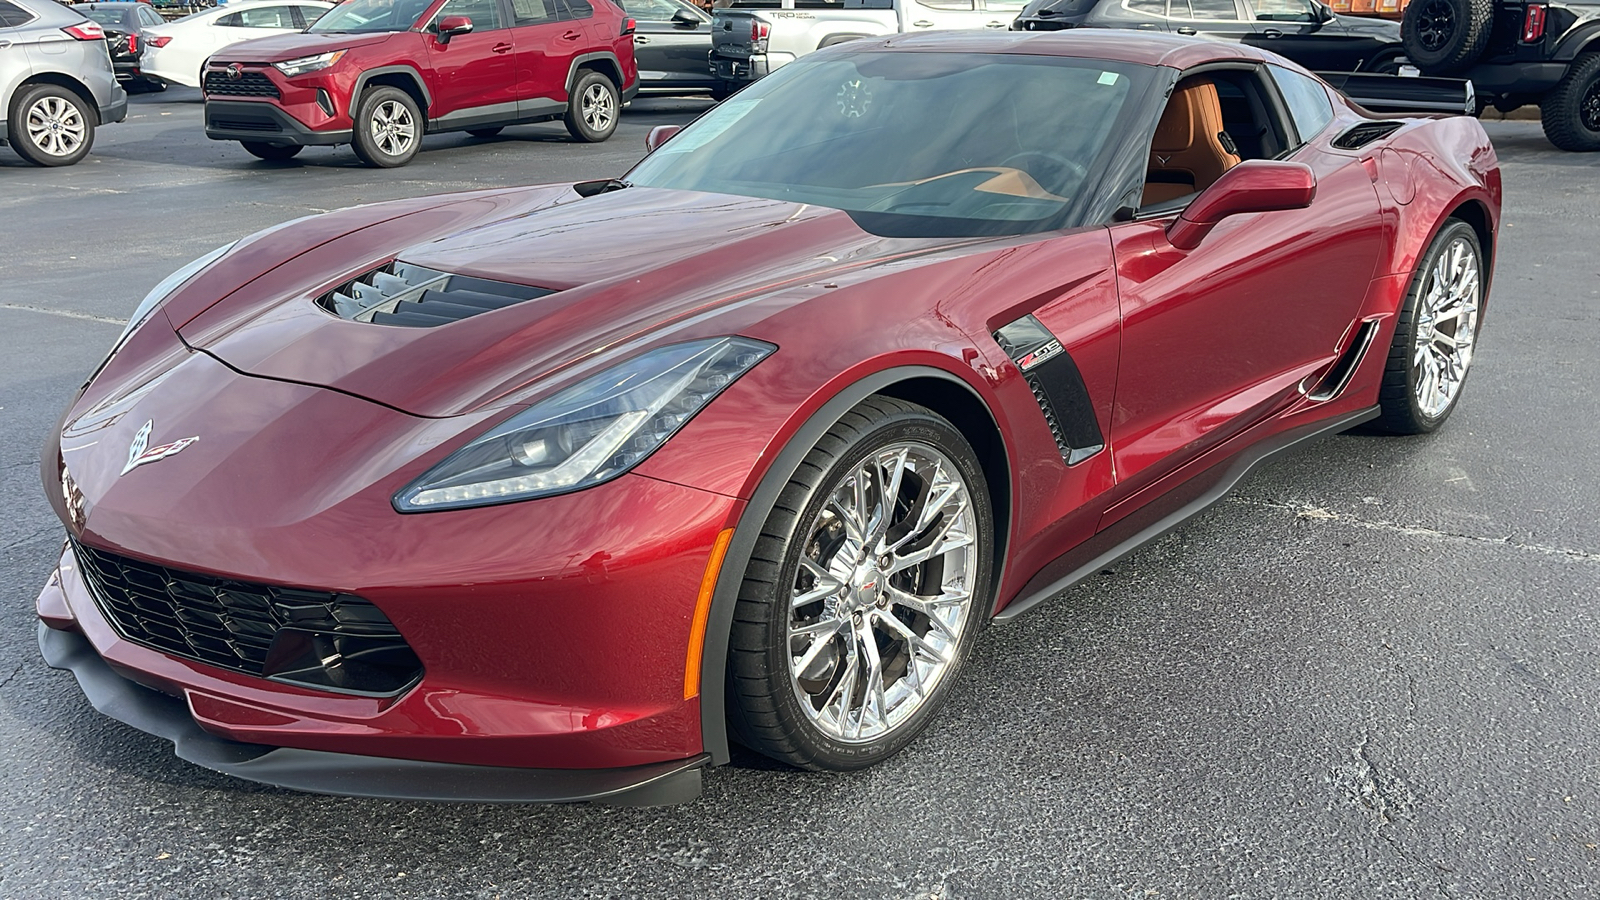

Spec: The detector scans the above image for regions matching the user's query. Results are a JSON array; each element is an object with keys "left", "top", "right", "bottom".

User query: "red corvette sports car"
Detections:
[{"left": 38, "top": 31, "right": 1499, "bottom": 805}]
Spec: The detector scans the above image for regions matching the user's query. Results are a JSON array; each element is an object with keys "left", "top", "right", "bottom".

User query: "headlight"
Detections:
[
  {"left": 274, "top": 50, "right": 346, "bottom": 78},
  {"left": 395, "top": 337, "right": 774, "bottom": 512}
]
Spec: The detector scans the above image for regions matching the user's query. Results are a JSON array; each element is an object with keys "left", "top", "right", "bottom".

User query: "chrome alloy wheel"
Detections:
[
  {"left": 370, "top": 100, "right": 416, "bottom": 157},
  {"left": 581, "top": 82, "right": 615, "bottom": 133},
  {"left": 1412, "top": 234, "right": 1482, "bottom": 418},
  {"left": 786, "top": 443, "right": 979, "bottom": 743},
  {"left": 26, "top": 96, "right": 86, "bottom": 159}
]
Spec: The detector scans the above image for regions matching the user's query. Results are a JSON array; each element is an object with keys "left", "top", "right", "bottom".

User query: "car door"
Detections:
[
  {"left": 1169, "top": 0, "right": 1255, "bottom": 41},
  {"left": 901, "top": 0, "right": 1009, "bottom": 32},
  {"left": 505, "top": 0, "right": 573, "bottom": 116},
  {"left": 621, "top": 0, "right": 712, "bottom": 89},
  {"left": 1103, "top": 64, "right": 1385, "bottom": 504},
  {"left": 423, "top": 0, "right": 519, "bottom": 123},
  {"left": 1241, "top": 0, "right": 1372, "bottom": 70}
]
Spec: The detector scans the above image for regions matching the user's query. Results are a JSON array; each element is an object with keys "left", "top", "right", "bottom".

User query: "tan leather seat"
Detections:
[{"left": 1142, "top": 78, "right": 1242, "bottom": 206}]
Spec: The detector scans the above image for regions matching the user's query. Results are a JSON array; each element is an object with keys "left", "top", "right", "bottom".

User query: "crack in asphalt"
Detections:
[
  {"left": 0, "top": 661, "right": 23, "bottom": 692},
  {"left": 1232, "top": 497, "right": 1600, "bottom": 564}
]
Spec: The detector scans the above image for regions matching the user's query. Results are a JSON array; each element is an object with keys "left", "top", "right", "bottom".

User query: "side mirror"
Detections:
[
  {"left": 1165, "top": 160, "right": 1316, "bottom": 250},
  {"left": 436, "top": 15, "right": 473, "bottom": 43},
  {"left": 645, "top": 124, "right": 681, "bottom": 152},
  {"left": 1317, "top": 3, "right": 1334, "bottom": 21},
  {"left": 671, "top": 8, "right": 700, "bottom": 27}
]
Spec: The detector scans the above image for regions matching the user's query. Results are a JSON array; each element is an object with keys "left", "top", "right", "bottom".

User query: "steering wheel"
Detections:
[{"left": 999, "top": 150, "right": 1089, "bottom": 192}]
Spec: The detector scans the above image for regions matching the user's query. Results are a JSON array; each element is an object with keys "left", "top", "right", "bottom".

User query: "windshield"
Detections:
[
  {"left": 81, "top": 8, "right": 132, "bottom": 26},
  {"left": 308, "top": 0, "right": 437, "bottom": 33},
  {"left": 627, "top": 52, "right": 1153, "bottom": 237}
]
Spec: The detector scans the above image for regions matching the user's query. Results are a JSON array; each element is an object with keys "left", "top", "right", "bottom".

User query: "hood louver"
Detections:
[{"left": 317, "top": 261, "right": 556, "bottom": 327}]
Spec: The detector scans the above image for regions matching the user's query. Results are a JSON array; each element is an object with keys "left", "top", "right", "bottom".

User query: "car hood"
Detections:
[
  {"left": 210, "top": 31, "right": 401, "bottom": 64},
  {"left": 178, "top": 186, "right": 956, "bottom": 418}
]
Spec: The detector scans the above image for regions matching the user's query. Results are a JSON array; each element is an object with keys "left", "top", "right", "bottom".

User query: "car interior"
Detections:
[{"left": 1141, "top": 68, "right": 1289, "bottom": 208}]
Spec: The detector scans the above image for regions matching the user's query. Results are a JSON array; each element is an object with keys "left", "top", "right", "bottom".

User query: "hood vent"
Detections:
[
  {"left": 317, "top": 261, "right": 556, "bottom": 328},
  {"left": 1332, "top": 121, "right": 1404, "bottom": 150}
]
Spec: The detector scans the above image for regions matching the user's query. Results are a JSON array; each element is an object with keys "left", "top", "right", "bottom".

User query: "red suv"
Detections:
[{"left": 202, "top": 0, "right": 639, "bottom": 167}]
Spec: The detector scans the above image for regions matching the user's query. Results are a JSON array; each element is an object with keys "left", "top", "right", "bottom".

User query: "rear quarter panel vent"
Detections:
[{"left": 1332, "top": 121, "right": 1405, "bottom": 150}]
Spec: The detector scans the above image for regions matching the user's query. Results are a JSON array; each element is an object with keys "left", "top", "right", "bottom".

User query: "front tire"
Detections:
[
  {"left": 1540, "top": 52, "right": 1600, "bottom": 152},
  {"left": 8, "top": 84, "right": 94, "bottom": 167},
  {"left": 240, "top": 141, "right": 302, "bottom": 161},
  {"left": 1371, "top": 219, "right": 1485, "bottom": 434},
  {"left": 351, "top": 86, "right": 421, "bottom": 168},
  {"left": 727, "top": 397, "right": 993, "bottom": 771},
  {"left": 564, "top": 70, "right": 619, "bottom": 143}
]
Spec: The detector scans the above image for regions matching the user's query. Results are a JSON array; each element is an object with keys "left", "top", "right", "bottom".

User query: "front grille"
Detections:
[
  {"left": 203, "top": 70, "right": 281, "bottom": 98},
  {"left": 208, "top": 115, "right": 282, "bottom": 133},
  {"left": 72, "top": 540, "right": 422, "bottom": 695}
]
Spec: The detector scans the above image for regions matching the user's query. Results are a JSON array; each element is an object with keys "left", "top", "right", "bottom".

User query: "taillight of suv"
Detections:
[
  {"left": 62, "top": 22, "right": 106, "bottom": 41},
  {"left": 1521, "top": 4, "right": 1546, "bottom": 43}
]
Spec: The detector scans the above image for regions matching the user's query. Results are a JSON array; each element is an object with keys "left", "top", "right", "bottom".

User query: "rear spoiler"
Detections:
[{"left": 1316, "top": 70, "right": 1476, "bottom": 117}]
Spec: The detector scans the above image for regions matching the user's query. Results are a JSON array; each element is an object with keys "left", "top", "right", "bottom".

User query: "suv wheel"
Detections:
[
  {"left": 351, "top": 86, "right": 422, "bottom": 168},
  {"left": 1541, "top": 52, "right": 1600, "bottom": 152},
  {"left": 564, "top": 70, "right": 619, "bottom": 143},
  {"left": 9, "top": 85, "right": 95, "bottom": 167},
  {"left": 241, "top": 141, "right": 303, "bottom": 161},
  {"left": 1401, "top": 0, "right": 1493, "bottom": 76}
]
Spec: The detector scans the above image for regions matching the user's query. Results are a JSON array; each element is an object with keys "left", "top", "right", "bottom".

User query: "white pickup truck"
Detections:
[{"left": 708, "top": 0, "right": 1024, "bottom": 87}]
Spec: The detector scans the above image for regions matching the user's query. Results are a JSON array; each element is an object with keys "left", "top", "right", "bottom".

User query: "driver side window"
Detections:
[
  {"left": 437, "top": 0, "right": 506, "bottom": 29},
  {"left": 1249, "top": 0, "right": 1316, "bottom": 21},
  {"left": 1140, "top": 68, "right": 1291, "bottom": 209}
]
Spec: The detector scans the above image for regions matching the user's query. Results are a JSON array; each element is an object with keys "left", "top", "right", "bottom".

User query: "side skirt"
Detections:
[{"left": 992, "top": 405, "right": 1379, "bottom": 624}]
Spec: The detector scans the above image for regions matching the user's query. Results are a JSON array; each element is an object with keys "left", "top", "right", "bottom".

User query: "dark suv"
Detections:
[
  {"left": 1013, "top": 0, "right": 1408, "bottom": 73},
  {"left": 1401, "top": 0, "right": 1600, "bottom": 150},
  {"left": 202, "top": 0, "right": 639, "bottom": 166}
]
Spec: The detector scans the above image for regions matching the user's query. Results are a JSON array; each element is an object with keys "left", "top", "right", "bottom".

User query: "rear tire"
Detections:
[
  {"left": 8, "top": 84, "right": 94, "bottom": 167},
  {"left": 466, "top": 126, "right": 503, "bottom": 138},
  {"left": 1371, "top": 219, "right": 1484, "bottom": 434},
  {"left": 1540, "top": 52, "right": 1600, "bottom": 152},
  {"left": 564, "top": 70, "right": 619, "bottom": 142},
  {"left": 240, "top": 141, "right": 302, "bottom": 160},
  {"left": 726, "top": 396, "right": 993, "bottom": 771},
  {"left": 1401, "top": 0, "right": 1493, "bottom": 76},
  {"left": 351, "top": 86, "right": 422, "bottom": 168}
]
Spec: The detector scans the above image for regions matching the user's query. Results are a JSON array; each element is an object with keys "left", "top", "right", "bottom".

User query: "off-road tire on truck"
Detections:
[
  {"left": 1402, "top": 0, "right": 1495, "bottom": 75},
  {"left": 1541, "top": 51, "right": 1600, "bottom": 151}
]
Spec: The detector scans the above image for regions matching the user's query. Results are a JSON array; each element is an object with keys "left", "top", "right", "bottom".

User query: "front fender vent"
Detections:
[
  {"left": 317, "top": 262, "right": 556, "bottom": 328},
  {"left": 1332, "top": 121, "right": 1404, "bottom": 150}
]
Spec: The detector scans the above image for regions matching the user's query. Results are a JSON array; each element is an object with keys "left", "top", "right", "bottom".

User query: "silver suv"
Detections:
[{"left": 1, "top": 0, "right": 126, "bottom": 166}]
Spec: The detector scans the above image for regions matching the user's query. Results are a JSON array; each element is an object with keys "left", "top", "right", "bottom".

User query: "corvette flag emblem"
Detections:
[{"left": 120, "top": 420, "right": 200, "bottom": 476}]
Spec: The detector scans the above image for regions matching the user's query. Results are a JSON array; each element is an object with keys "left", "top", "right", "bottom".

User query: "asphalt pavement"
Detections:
[{"left": 1, "top": 90, "right": 1598, "bottom": 899}]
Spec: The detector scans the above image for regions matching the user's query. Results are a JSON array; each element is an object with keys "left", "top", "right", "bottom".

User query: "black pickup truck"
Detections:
[{"left": 1402, "top": 0, "right": 1600, "bottom": 149}]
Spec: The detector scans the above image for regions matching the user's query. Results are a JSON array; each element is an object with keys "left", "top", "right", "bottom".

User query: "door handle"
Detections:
[
  {"left": 634, "top": 35, "right": 650, "bottom": 44},
  {"left": 984, "top": 20, "right": 1005, "bottom": 28},
  {"left": 912, "top": 19, "right": 934, "bottom": 27},
  {"left": 563, "top": 30, "right": 582, "bottom": 39},
  {"left": 492, "top": 42, "right": 512, "bottom": 53},
  {"left": 0, "top": 39, "right": 11, "bottom": 50},
  {"left": 1262, "top": 28, "right": 1283, "bottom": 37},
  {"left": 1176, "top": 26, "right": 1196, "bottom": 34}
]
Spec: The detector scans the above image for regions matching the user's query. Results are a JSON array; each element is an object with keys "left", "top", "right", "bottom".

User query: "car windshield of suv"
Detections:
[
  {"left": 308, "top": 0, "right": 435, "bottom": 32},
  {"left": 626, "top": 52, "right": 1152, "bottom": 237}
]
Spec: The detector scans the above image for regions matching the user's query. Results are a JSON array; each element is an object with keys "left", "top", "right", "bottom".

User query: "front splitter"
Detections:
[{"left": 39, "top": 624, "right": 707, "bottom": 806}]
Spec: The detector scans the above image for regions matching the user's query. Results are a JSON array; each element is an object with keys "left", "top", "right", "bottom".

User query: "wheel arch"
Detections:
[
  {"left": 1447, "top": 197, "right": 1495, "bottom": 291},
  {"left": 695, "top": 365, "right": 1012, "bottom": 765},
  {"left": 1553, "top": 24, "right": 1600, "bottom": 61},
  {"left": 12, "top": 73, "right": 101, "bottom": 126},
  {"left": 353, "top": 67, "right": 432, "bottom": 118},
  {"left": 567, "top": 52, "right": 623, "bottom": 95}
]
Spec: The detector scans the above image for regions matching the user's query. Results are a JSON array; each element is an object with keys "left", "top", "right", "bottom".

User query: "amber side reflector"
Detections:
[{"left": 684, "top": 527, "right": 735, "bottom": 700}]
